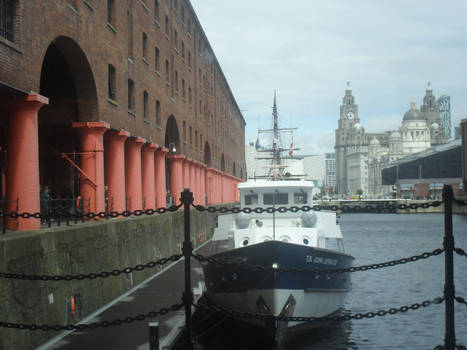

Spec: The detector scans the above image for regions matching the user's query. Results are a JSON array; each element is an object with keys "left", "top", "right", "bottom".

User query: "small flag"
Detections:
[{"left": 289, "top": 138, "right": 294, "bottom": 156}]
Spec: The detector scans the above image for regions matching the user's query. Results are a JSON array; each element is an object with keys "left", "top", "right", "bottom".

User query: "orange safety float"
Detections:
[
  {"left": 70, "top": 296, "right": 75, "bottom": 318},
  {"left": 198, "top": 233, "right": 205, "bottom": 242}
]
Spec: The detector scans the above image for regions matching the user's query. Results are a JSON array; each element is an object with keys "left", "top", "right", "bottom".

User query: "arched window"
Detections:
[
  {"left": 128, "top": 79, "right": 135, "bottom": 111},
  {"left": 108, "top": 64, "right": 116, "bottom": 100},
  {"left": 155, "top": 47, "right": 160, "bottom": 72},
  {"left": 164, "top": 15, "right": 169, "bottom": 35},
  {"left": 142, "top": 32, "right": 148, "bottom": 59},
  {"left": 154, "top": 0, "right": 160, "bottom": 22},
  {"left": 165, "top": 60, "right": 170, "bottom": 82},
  {"left": 155, "top": 100, "right": 161, "bottom": 126},
  {"left": 143, "top": 91, "right": 149, "bottom": 120},
  {"left": 107, "top": 0, "right": 115, "bottom": 25}
]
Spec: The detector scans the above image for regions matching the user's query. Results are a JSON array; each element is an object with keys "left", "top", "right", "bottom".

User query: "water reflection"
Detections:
[
  {"left": 282, "top": 314, "right": 354, "bottom": 350},
  {"left": 191, "top": 308, "right": 354, "bottom": 350}
]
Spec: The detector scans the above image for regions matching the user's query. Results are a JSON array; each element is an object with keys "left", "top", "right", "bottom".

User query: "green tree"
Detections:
[{"left": 356, "top": 189, "right": 363, "bottom": 199}]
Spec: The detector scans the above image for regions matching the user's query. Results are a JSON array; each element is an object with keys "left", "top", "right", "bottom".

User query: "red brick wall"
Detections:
[{"left": 0, "top": 0, "right": 246, "bottom": 177}]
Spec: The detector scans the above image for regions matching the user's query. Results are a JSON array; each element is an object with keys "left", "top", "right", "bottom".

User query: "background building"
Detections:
[
  {"left": 438, "top": 94, "right": 452, "bottom": 140},
  {"left": 324, "top": 153, "right": 336, "bottom": 193},
  {"left": 382, "top": 139, "right": 463, "bottom": 198},
  {"left": 0, "top": 0, "right": 245, "bottom": 230},
  {"left": 335, "top": 82, "right": 447, "bottom": 198}
]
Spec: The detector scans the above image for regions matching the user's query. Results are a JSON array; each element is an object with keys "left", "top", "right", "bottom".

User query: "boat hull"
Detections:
[{"left": 202, "top": 240, "right": 354, "bottom": 342}]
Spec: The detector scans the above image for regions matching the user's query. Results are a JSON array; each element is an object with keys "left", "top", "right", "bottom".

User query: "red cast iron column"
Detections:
[{"left": 6, "top": 93, "right": 48, "bottom": 230}]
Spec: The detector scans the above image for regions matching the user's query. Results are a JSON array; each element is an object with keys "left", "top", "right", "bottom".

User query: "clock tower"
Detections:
[{"left": 335, "top": 82, "right": 359, "bottom": 196}]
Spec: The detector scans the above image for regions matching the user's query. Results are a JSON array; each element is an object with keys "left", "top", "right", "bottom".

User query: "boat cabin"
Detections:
[{"left": 239, "top": 181, "right": 314, "bottom": 208}]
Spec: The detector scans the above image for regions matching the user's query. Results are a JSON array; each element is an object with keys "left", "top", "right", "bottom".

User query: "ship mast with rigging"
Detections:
[{"left": 255, "top": 91, "right": 301, "bottom": 180}]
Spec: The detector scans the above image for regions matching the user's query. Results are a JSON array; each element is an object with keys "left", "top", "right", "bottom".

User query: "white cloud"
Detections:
[{"left": 191, "top": 0, "right": 467, "bottom": 153}]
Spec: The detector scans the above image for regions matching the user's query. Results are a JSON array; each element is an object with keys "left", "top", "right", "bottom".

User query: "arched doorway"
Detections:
[
  {"left": 39, "top": 36, "right": 98, "bottom": 202},
  {"left": 164, "top": 115, "right": 181, "bottom": 196},
  {"left": 164, "top": 115, "right": 181, "bottom": 154},
  {"left": 221, "top": 153, "right": 225, "bottom": 172},
  {"left": 204, "top": 142, "right": 211, "bottom": 167}
]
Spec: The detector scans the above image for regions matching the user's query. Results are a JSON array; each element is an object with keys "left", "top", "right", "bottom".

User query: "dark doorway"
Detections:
[
  {"left": 164, "top": 115, "right": 181, "bottom": 195},
  {"left": 204, "top": 142, "right": 211, "bottom": 167},
  {"left": 39, "top": 37, "right": 98, "bottom": 201}
]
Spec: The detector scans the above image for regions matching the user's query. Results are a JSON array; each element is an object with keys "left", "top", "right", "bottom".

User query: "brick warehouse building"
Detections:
[{"left": 0, "top": 0, "right": 246, "bottom": 231}]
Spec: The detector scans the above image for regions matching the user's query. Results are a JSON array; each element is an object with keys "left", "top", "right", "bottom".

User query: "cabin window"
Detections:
[
  {"left": 294, "top": 192, "right": 308, "bottom": 204},
  {"left": 263, "top": 193, "right": 288, "bottom": 205},
  {"left": 244, "top": 194, "right": 258, "bottom": 205}
]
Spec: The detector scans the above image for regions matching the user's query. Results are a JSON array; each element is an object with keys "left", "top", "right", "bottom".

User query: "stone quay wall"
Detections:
[{"left": 0, "top": 208, "right": 219, "bottom": 350}]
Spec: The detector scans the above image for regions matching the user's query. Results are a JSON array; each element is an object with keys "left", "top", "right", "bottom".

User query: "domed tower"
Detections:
[
  {"left": 401, "top": 101, "right": 431, "bottom": 154},
  {"left": 389, "top": 130, "right": 403, "bottom": 162}
]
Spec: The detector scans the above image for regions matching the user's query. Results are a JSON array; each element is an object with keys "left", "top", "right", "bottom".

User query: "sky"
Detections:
[{"left": 190, "top": 0, "right": 467, "bottom": 155}]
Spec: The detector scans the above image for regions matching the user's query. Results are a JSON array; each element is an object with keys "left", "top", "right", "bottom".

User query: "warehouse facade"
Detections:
[{"left": 0, "top": 0, "right": 246, "bottom": 230}]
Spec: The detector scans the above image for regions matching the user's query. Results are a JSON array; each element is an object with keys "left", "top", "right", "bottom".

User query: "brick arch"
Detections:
[
  {"left": 221, "top": 153, "right": 225, "bottom": 172},
  {"left": 204, "top": 141, "right": 211, "bottom": 167},
  {"left": 40, "top": 36, "right": 99, "bottom": 121},
  {"left": 38, "top": 36, "right": 99, "bottom": 200},
  {"left": 164, "top": 115, "right": 181, "bottom": 154}
]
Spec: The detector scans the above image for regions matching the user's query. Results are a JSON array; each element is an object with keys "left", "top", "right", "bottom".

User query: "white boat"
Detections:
[{"left": 200, "top": 94, "right": 354, "bottom": 344}]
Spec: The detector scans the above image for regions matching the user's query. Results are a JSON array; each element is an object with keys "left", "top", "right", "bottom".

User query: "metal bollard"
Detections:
[{"left": 149, "top": 321, "right": 159, "bottom": 350}]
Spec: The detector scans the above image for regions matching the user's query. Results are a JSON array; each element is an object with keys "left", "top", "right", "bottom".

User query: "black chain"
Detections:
[
  {"left": 0, "top": 203, "right": 183, "bottom": 220},
  {"left": 0, "top": 254, "right": 182, "bottom": 281},
  {"left": 0, "top": 199, "right": 450, "bottom": 220},
  {"left": 0, "top": 303, "right": 183, "bottom": 331},
  {"left": 193, "top": 297, "right": 444, "bottom": 322},
  {"left": 453, "top": 197, "right": 467, "bottom": 206},
  {"left": 192, "top": 200, "right": 443, "bottom": 214},
  {"left": 454, "top": 247, "right": 467, "bottom": 258},
  {"left": 193, "top": 248, "right": 444, "bottom": 274},
  {"left": 455, "top": 296, "right": 467, "bottom": 307}
]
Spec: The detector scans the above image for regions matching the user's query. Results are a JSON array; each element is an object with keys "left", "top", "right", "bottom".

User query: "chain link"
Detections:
[
  {"left": 0, "top": 199, "right": 452, "bottom": 221},
  {"left": 194, "top": 297, "right": 444, "bottom": 322},
  {"left": 0, "top": 303, "right": 183, "bottom": 331},
  {"left": 454, "top": 247, "right": 467, "bottom": 258},
  {"left": 0, "top": 203, "right": 183, "bottom": 221},
  {"left": 455, "top": 296, "right": 467, "bottom": 307},
  {"left": 0, "top": 254, "right": 182, "bottom": 281},
  {"left": 193, "top": 248, "right": 444, "bottom": 274},
  {"left": 192, "top": 200, "right": 443, "bottom": 214},
  {"left": 453, "top": 198, "right": 467, "bottom": 206}
]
